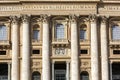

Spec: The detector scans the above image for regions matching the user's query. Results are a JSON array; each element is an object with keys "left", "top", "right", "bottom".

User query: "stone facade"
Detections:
[{"left": 0, "top": 0, "right": 120, "bottom": 80}]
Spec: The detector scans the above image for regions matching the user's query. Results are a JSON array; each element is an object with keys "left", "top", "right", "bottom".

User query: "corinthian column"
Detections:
[
  {"left": 42, "top": 14, "right": 50, "bottom": 80},
  {"left": 89, "top": 14, "right": 99, "bottom": 80},
  {"left": 70, "top": 15, "right": 79, "bottom": 80},
  {"left": 101, "top": 16, "right": 109, "bottom": 80},
  {"left": 11, "top": 16, "right": 19, "bottom": 80},
  {"left": 21, "top": 15, "right": 30, "bottom": 80}
]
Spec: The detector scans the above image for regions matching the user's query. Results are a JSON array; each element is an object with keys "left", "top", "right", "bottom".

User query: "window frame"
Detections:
[
  {"left": 55, "top": 23, "right": 65, "bottom": 39},
  {"left": 32, "top": 24, "right": 42, "bottom": 42},
  {"left": 109, "top": 18, "right": 120, "bottom": 41},
  {"left": 52, "top": 18, "right": 68, "bottom": 42},
  {"left": 0, "top": 21, "right": 10, "bottom": 43},
  {"left": 111, "top": 25, "right": 120, "bottom": 40}
]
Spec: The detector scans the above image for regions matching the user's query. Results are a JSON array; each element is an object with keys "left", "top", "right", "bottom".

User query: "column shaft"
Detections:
[
  {"left": 90, "top": 15, "right": 99, "bottom": 80},
  {"left": 8, "top": 63, "right": 11, "bottom": 80},
  {"left": 70, "top": 15, "right": 79, "bottom": 80},
  {"left": 66, "top": 62, "right": 70, "bottom": 80},
  {"left": 11, "top": 16, "right": 19, "bottom": 80},
  {"left": 110, "top": 62, "right": 112, "bottom": 80},
  {"left": 42, "top": 15, "right": 50, "bottom": 80},
  {"left": 101, "top": 17, "right": 109, "bottom": 80},
  {"left": 21, "top": 15, "right": 30, "bottom": 80},
  {"left": 52, "top": 62, "right": 54, "bottom": 80}
]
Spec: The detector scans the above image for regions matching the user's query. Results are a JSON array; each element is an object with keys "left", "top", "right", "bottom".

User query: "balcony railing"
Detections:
[
  {"left": 52, "top": 39, "right": 69, "bottom": 45},
  {"left": 110, "top": 40, "right": 120, "bottom": 45},
  {"left": 0, "top": 40, "right": 10, "bottom": 45},
  {"left": 32, "top": 39, "right": 42, "bottom": 45}
]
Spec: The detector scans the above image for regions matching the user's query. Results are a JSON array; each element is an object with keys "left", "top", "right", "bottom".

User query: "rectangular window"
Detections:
[
  {"left": 0, "top": 25, "right": 7, "bottom": 40},
  {"left": 33, "top": 30, "right": 40, "bottom": 40},
  {"left": 0, "top": 51, "right": 6, "bottom": 55},
  {"left": 80, "top": 30, "right": 86, "bottom": 40},
  {"left": 80, "top": 50, "right": 88, "bottom": 54},
  {"left": 32, "top": 50, "right": 40, "bottom": 54},
  {"left": 113, "top": 50, "right": 120, "bottom": 54},
  {"left": 56, "top": 24, "right": 64, "bottom": 39},
  {"left": 112, "top": 26, "right": 120, "bottom": 40}
]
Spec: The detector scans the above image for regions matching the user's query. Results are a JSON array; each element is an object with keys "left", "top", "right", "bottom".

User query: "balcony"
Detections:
[
  {"left": 52, "top": 39, "right": 69, "bottom": 47},
  {"left": 110, "top": 40, "right": 120, "bottom": 45},
  {"left": 0, "top": 40, "right": 10, "bottom": 45},
  {"left": 80, "top": 39, "right": 90, "bottom": 46},
  {"left": 0, "top": 40, "right": 10, "bottom": 49},
  {"left": 32, "top": 39, "right": 42, "bottom": 46}
]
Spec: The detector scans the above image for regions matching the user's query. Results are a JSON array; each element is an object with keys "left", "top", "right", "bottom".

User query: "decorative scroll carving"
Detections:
[
  {"left": 10, "top": 16, "right": 19, "bottom": 24},
  {"left": 69, "top": 14, "right": 78, "bottom": 23},
  {"left": 21, "top": 14, "right": 30, "bottom": 23},
  {"left": 89, "top": 14, "right": 97, "bottom": 22}
]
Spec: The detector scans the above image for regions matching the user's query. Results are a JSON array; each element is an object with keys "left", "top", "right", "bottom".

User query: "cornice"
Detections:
[
  {"left": 0, "top": 0, "right": 120, "bottom": 3},
  {"left": 0, "top": 0, "right": 100, "bottom": 3}
]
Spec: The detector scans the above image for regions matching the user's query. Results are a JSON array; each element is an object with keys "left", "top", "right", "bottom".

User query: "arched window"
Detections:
[
  {"left": 112, "top": 25, "right": 120, "bottom": 40},
  {"left": 32, "top": 24, "right": 40, "bottom": 41},
  {"left": 55, "top": 24, "right": 64, "bottom": 39},
  {"left": 80, "top": 24, "right": 87, "bottom": 40},
  {"left": 32, "top": 71, "right": 41, "bottom": 80},
  {"left": 80, "top": 71, "right": 89, "bottom": 80},
  {"left": 0, "top": 25, "right": 7, "bottom": 40}
]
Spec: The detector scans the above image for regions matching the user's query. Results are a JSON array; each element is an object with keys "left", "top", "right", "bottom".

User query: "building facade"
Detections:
[{"left": 0, "top": 0, "right": 120, "bottom": 80}]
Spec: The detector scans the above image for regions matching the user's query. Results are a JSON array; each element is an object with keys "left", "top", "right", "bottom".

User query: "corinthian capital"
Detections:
[
  {"left": 40, "top": 14, "right": 50, "bottom": 23},
  {"left": 89, "top": 14, "right": 97, "bottom": 22},
  {"left": 21, "top": 14, "right": 30, "bottom": 23},
  {"left": 10, "top": 16, "right": 19, "bottom": 24},
  {"left": 69, "top": 14, "right": 77, "bottom": 23},
  {"left": 101, "top": 16, "right": 109, "bottom": 24}
]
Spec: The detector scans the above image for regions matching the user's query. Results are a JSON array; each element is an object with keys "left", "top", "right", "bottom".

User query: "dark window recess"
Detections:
[
  {"left": 80, "top": 50, "right": 88, "bottom": 54},
  {"left": 33, "top": 50, "right": 40, "bottom": 54},
  {"left": 0, "top": 51, "right": 6, "bottom": 55},
  {"left": 113, "top": 50, "right": 120, "bottom": 54}
]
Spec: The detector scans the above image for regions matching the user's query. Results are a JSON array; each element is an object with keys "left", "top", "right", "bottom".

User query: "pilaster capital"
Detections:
[
  {"left": 89, "top": 14, "right": 97, "bottom": 22},
  {"left": 40, "top": 14, "right": 50, "bottom": 23},
  {"left": 21, "top": 14, "right": 30, "bottom": 23},
  {"left": 10, "top": 16, "right": 19, "bottom": 25},
  {"left": 101, "top": 16, "right": 109, "bottom": 24},
  {"left": 69, "top": 14, "right": 78, "bottom": 23}
]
